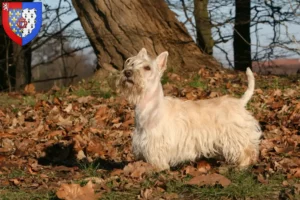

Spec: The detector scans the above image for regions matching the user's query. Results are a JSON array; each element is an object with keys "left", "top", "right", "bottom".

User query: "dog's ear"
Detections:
[
  {"left": 156, "top": 51, "right": 168, "bottom": 72},
  {"left": 137, "top": 48, "right": 148, "bottom": 58}
]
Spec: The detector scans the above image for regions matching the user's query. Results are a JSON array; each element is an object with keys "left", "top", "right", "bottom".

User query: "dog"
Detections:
[{"left": 116, "top": 48, "right": 262, "bottom": 170}]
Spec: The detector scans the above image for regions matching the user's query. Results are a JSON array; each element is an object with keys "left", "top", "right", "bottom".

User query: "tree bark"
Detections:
[
  {"left": 0, "top": 4, "right": 14, "bottom": 91},
  {"left": 13, "top": 44, "right": 32, "bottom": 90},
  {"left": 71, "top": 0, "right": 220, "bottom": 72},
  {"left": 234, "top": 0, "right": 251, "bottom": 71},
  {"left": 194, "top": 0, "right": 213, "bottom": 55}
]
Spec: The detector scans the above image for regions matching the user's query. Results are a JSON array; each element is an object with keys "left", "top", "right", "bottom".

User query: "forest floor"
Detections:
[{"left": 0, "top": 66, "right": 299, "bottom": 200}]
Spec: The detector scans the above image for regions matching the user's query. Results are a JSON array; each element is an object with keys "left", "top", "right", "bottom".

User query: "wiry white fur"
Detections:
[{"left": 117, "top": 48, "right": 262, "bottom": 170}]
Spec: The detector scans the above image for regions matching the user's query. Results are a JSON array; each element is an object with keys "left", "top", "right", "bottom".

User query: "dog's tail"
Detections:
[{"left": 241, "top": 67, "right": 255, "bottom": 106}]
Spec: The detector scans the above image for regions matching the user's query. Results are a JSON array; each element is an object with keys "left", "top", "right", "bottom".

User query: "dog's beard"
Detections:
[{"left": 116, "top": 73, "right": 145, "bottom": 105}]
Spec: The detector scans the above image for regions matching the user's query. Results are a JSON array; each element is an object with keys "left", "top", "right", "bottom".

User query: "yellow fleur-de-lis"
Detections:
[
  {"left": 9, "top": 11, "right": 12, "bottom": 16},
  {"left": 9, "top": 22, "right": 12, "bottom": 27},
  {"left": 15, "top": 11, "right": 21, "bottom": 17},
  {"left": 12, "top": 28, "right": 17, "bottom": 33},
  {"left": 11, "top": 17, "right": 17, "bottom": 23}
]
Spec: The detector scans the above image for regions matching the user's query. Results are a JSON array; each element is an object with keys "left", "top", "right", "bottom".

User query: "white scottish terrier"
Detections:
[{"left": 116, "top": 48, "right": 262, "bottom": 170}]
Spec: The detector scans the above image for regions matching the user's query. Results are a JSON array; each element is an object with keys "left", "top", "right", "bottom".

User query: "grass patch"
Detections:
[
  {"left": 0, "top": 190, "right": 58, "bottom": 200},
  {"left": 73, "top": 79, "right": 114, "bottom": 99},
  {"left": 72, "top": 88, "right": 91, "bottom": 97},
  {"left": 161, "top": 74, "right": 169, "bottom": 85},
  {"left": 80, "top": 162, "right": 101, "bottom": 177},
  {"left": 0, "top": 169, "right": 26, "bottom": 179},
  {"left": 165, "top": 170, "right": 283, "bottom": 200},
  {"left": 101, "top": 191, "right": 138, "bottom": 200},
  {"left": 22, "top": 96, "right": 36, "bottom": 107},
  {"left": 97, "top": 90, "right": 112, "bottom": 99},
  {"left": 0, "top": 93, "right": 21, "bottom": 108},
  {"left": 100, "top": 170, "right": 287, "bottom": 200},
  {"left": 256, "top": 75, "right": 297, "bottom": 90},
  {"left": 189, "top": 75, "right": 207, "bottom": 89}
]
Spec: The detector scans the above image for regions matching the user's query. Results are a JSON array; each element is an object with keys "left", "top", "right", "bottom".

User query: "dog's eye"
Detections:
[{"left": 144, "top": 66, "right": 151, "bottom": 71}]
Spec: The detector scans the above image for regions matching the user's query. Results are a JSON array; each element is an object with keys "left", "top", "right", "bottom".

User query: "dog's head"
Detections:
[{"left": 116, "top": 48, "right": 168, "bottom": 104}]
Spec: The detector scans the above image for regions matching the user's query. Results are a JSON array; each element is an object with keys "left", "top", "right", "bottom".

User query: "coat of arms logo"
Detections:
[{"left": 2, "top": 2, "right": 42, "bottom": 46}]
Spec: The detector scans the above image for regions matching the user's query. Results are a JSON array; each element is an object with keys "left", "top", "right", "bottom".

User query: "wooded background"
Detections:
[{"left": 0, "top": 0, "right": 299, "bottom": 92}]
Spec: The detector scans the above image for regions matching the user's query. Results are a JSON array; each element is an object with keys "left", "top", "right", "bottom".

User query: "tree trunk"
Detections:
[
  {"left": 0, "top": 6, "right": 13, "bottom": 91},
  {"left": 234, "top": 0, "right": 251, "bottom": 71},
  {"left": 71, "top": 0, "right": 220, "bottom": 72},
  {"left": 13, "top": 44, "right": 32, "bottom": 90},
  {"left": 194, "top": 0, "right": 213, "bottom": 55}
]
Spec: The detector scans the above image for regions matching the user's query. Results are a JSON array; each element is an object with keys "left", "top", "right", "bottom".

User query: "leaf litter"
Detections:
[{"left": 0, "top": 67, "right": 299, "bottom": 199}]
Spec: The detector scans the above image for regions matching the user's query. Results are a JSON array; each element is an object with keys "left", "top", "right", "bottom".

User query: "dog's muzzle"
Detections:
[
  {"left": 122, "top": 70, "right": 134, "bottom": 85},
  {"left": 124, "top": 70, "right": 133, "bottom": 78}
]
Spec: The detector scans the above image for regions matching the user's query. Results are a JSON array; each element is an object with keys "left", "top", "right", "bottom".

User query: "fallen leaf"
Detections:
[
  {"left": 209, "top": 91, "right": 219, "bottom": 98},
  {"left": 273, "top": 89, "right": 282, "bottom": 96},
  {"left": 187, "top": 173, "right": 231, "bottom": 187},
  {"left": 56, "top": 181, "right": 100, "bottom": 200},
  {"left": 122, "top": 118, "right": 134, "bottom": 128},
  {"left": 24, "top": 84, "right": 36, "bottom": 95},
  {"left": 94, "top": 106, "right": 109, "bottom": 127},
  {"left": 57, "top": 116, "right": 73, "bottom": 127},
  {"left": 282, "top": 180, "right": 289, "bottom": 186},
  {"left": 47, "top": 130, "right": 65, "bottom": 139},
  {"left": 84, "top": 177, "right": 104, "bottom": 184},
  {"left": 289, "top": 168, "right": 300, "bottom": 178},
  {"left": 76, "top": 150, "right": 86, "bottom": 160},
  {"left": 64, "top": 104, "right": 73, "bottom": 113},
  {"left": 0, "top": 138, "right": 15, "bottom": 154},
  {"left": 123, "top": 161, "right": 154, "bottom": 179},
  {"left": 197, "top": 160, "right": 211, "bottom": 174},
  {"left": 257, "top": 174, "right": 268, "bottom": 184},
  {"left": 111, "top": 169, "right": 123, "bottom": 176},
  {"left": 77, "top": 96, "right": 94, "bottom": 104},
  {"left": 140, "top": 188, "right": 153, "bottom": 199},
  {"left": 9, "top": 178, "right": 20, "bottom": 186},
  {"left": 0, "top": 110, "right": 5, "bottom": 117}
]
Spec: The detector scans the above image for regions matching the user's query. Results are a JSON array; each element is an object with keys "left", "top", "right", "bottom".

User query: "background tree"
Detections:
[
  {"left": 233, "top": 0, "right": 251, "bottom": 71},
  {"left": 167, "top": 0, "right": 300, "bottom": 72},
  {"left": 71, "top": 0, "right": 220, "bottom": 73},
  {"left": 194, "top": 0, "right": 213, "bottom": 55}
]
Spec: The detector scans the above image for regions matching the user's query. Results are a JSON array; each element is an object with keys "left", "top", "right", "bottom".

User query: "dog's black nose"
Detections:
[{"left": 124, "top": 70, "right": 133, "bottom": 77}]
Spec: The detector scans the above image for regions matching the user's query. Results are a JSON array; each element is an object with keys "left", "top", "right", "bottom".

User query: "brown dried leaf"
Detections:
[
  {"left": 183, "top": 166, "right": 202, "bottom": 177},
  {"left": 123, "top": 161, "right": 154, "bottom": 179},
  {"left": 24, "top": 84, "right": 36, "bottom": 95},
  {"left": 271, "top": 101, "right": 284, "bottom": 110},
  {"left": 257, "top": 174, "right": 268, "bottom": 184},
  {"left": 0, "top": 109, "right": 5, "bottom": 117},
  {"left": 56, "top": 181, "right": 100, "bottom": 200},
  {"left": 140, "top": 188, "right": 153, "bottom": 200},
  {"left": 282, "top": 180, "right": 289, "bottom": 186},
  {"left": 122, "top": 118, "right": 134, "bottom": 128},
  {"left": 0, "top": 138, "right": 15, "bottom": 154},
  {"left": 64, "top": 104, "right": 73, "bottom": 113},
  {"left": 273, "top": 89, "right": 282, "bottom": 97},
  {"left": 47, "top": 130, "right": 65, "bottom": 139},
  {"left": 187, "top": 173, "right": 231, "bottom": 187},
  {"left": 186, "top": 92, "right": 197, "bottom": 100},
  {"left": 10, "top": 178, "right": 20, "bottom": 186},
  {"left": 289, "top": 168, "right": 300, "bottom": 178},
  {"left": 197, "top": 160, "right": 211, "bottom": 173},
  {"left": 209, "top": 91, "right": 219, "bottom": 98},
  {"left": 94, "top": 106, "right": 109, "bottom": 127},
  {"left": 77, "top": 96, "right": 94, "bottom": 104}
]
